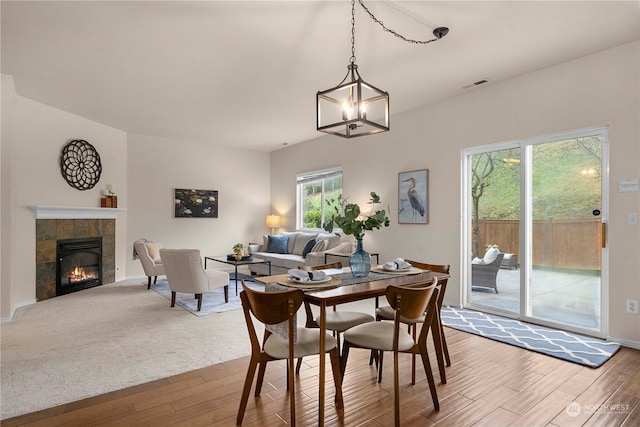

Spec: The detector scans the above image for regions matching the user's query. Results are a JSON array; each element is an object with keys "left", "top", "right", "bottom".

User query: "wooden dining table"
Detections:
[{"left": 255, "top": 267, "right": 450, "bottom": 425}]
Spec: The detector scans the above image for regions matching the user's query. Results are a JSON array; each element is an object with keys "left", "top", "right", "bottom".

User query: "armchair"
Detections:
[
  {"left": 133, "top": 239, "right": 165, "bottom": 289},
  {"left": 471, "top": 253, "right": 504, "bottom": 293},
  {"left": 159, "top": 249, "right": 229, "bottom": 311}
]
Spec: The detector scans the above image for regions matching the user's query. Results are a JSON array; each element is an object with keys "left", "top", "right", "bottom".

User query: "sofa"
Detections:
[{"left": 247, "top": 231, "right": 352, "bottom": 276}]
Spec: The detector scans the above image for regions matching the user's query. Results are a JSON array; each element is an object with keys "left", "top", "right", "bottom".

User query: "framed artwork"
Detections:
[
  {"left": 174, "top": 189, "right": 218, "bottom": 218},
  {"left": 398, "top": 169, "right": 428, "bottom": 224}
]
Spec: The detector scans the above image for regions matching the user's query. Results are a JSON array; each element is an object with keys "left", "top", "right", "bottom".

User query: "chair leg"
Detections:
[
  {"left": 224, "top": 285, "right": 229, "bottom": 303},
  {"left": 255, "top": 361, "right": 267, "bottom": 396},
  {"left": 147, "top": 276, "right": 152, "bottom": 289},
  {"left": 196, "top": 294, "right": 203, "bottom": 312},
  {"left": 431, "top": 315, "right": 447, "bottom": 384},
  {"left": 418, "top": 343, "right": 440, "bottom": 411},
  {"left": 171, "top": 291, "right": 176, "bottom": 307},
  {"left": 236, "top": 355, "right": 259, "bottom": 425},
  {"left": 394, "top": 349, "right": 401, "bottom": 427},
  {"left": 440, "top": 317, "right": 451, "bottom": 367},
  {"left": 295, "top": 357, "right": 303, "bottom": 375},
  {"left": 154, "top": 276, "right": 158, "bottom": 284},
  {"left": 340, "top": 341, "right": 351, "bottom": 379},
  {"left": 377, "top": 351, "right": 384, "bottom": 383},
  {"left": 329, "top": 348, "right": 344, "bottom": 409},
  {"left": 288, "top": 357, "right": 296, "bottom": 427},
  {"left": 411, "top": 324, "right": 417, "bottom": 385}
]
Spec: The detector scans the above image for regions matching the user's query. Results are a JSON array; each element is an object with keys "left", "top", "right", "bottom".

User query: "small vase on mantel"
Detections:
[{"left": 350, "top": 238, "right": 371, "bottom": 278}]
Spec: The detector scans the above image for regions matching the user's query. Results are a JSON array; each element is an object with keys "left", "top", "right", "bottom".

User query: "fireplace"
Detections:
[{"left": 56, "top": 237, "right": 103, "bottom": 295}]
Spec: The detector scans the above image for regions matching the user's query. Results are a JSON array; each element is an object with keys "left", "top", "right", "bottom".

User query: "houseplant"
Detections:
[
  {"left": 323, "top": 192, "right": 390, "bottom": 277},
  {"left": 233, "top": 243, "right": 244, "bottom": 260}
]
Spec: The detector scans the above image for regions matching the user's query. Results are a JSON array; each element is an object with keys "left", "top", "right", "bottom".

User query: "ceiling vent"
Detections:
[{"left": 462, "top": 79, "right": 489, "bottom": 89}]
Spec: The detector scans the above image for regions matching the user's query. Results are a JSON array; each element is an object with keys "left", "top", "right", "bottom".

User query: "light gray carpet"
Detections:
[
  {"left": 0, "top": 278, "right": 259, "bottom": 420},
  {"left": 0, "top": 277, "right": 377, "bottom": 420}
]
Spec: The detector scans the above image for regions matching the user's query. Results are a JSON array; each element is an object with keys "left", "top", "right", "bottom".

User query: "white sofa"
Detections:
[{"left": 248, "top": 231, "right": 352, "bottom": 276}]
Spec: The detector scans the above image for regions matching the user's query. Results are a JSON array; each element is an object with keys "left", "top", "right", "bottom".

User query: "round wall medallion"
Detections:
[{"left": 60, "top": 139, "right": 102, "bottom": 190}]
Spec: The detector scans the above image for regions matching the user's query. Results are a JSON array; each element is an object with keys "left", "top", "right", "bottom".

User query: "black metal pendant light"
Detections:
[{"left": 316, "top": 0, "right": 448, "bottom": 139}]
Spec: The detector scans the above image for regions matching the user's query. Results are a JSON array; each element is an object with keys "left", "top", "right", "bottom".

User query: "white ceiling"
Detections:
[{"left": 2, "top": 1, "right": 639, "bottom": 152}]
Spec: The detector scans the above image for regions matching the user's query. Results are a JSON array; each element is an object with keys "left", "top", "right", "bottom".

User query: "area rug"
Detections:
[
  {"left": 440, "top": 306, "right": 621, "bottom": 368},
  {"left": 151, "top": 278, "right": 263, "bottom": 316}
]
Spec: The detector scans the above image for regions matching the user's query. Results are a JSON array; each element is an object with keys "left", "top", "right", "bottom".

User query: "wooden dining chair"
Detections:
[
  {"left": 372, "top": 261, "right": 450, "bottom": 385},
  {"left": 341, "top": 279, "right": 441, "bottom": 426},
  {"left": 295, "top": 261, "right": 374, "bottom": 374},
  {"left": 236, "top": 280, "right": 343, "bottom": 426}
]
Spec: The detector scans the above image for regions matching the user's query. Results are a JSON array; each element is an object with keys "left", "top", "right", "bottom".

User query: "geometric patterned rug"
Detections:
[{"left": 441, "top": 306, "right": 621, "bottom": 368}]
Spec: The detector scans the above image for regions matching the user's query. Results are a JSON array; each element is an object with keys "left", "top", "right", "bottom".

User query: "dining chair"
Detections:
[
  {"left": 341, "top": 279, "right": 441, "bottom": 426},
  {"left": 295, "top": 262, "right": 374, "bottom": 374},
  {"left": 372, "top": 260, "right": 451, "bottom": 384},
  {"left": 236, "top": 280, "right": 343, "bottom": 426}
]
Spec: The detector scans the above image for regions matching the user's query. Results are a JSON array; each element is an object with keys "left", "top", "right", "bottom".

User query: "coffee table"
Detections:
[{"left": 204, "top": 256, "right": 271, "bottom": 295}]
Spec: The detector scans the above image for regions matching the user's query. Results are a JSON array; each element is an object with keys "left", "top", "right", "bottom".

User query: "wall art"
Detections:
[
  {"left": 174, "top": 189, "right": 218, "bottom": 218},
  {"left": 398, "top": 169, "right": 428, "bottom": 224}
]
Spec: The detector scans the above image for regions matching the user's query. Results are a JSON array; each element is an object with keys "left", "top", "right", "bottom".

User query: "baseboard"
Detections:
[
  {"left": 608, "top": 336, "right": 640, "bottom": 350},
  {"left": 1, "top": 298, "right": 37, "bottom": 323}
]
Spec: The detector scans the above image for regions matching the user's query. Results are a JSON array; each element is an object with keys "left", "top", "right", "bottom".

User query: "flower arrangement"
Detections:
[{"left": 323, "top": 192, "right": 390, "bottom": 240}]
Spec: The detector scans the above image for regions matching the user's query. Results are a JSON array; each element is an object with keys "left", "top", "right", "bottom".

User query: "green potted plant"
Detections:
[
  {"left": 233, "top": 243, "right": 244, "bottom": 261},
  {"left": 323, "top": 192, "right": 390, "bottom": 277}
]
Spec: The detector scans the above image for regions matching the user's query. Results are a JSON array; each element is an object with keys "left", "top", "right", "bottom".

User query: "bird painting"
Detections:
[{"left": 401, "top": 176, "right": 426, "bottom": 222}]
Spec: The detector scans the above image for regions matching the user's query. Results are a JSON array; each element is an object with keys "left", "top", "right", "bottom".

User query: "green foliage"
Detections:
[{"left": 323, "top": 192, "right": 390, "bottom": 240}]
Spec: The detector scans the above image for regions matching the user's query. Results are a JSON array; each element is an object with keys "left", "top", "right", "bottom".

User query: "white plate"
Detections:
[
  {"left": 381, "top": 266, "right": 412, "bottom": 272},
  {"left": 288, "top": 276, "right": 332, "bottom": 284}
]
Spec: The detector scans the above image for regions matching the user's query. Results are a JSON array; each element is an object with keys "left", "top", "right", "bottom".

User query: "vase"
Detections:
[{"left": 350, "top": 238, "right": 371, "bottom": 278}]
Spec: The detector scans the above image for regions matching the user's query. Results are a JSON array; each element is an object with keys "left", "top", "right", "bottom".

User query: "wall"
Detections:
[
  {"left": 125, "top": 133, "right": 271, "bottom": 277},
  {"left": 271, "top": 42, "right": 640, "bottom": 344},
  {"left": 1, "top": 74, "right": 128, "bottom": 319}
]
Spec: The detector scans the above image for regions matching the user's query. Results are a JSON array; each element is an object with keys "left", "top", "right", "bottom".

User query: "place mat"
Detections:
[
  {"left": 370, "top": 266, "right": 426, "bottom": 275},
  {"left": 277, "top": 276, "right": 341, "bottom": 290}
]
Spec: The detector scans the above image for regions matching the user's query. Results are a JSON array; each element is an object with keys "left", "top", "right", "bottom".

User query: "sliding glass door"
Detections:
[{"left": 463, "top": 127, "right": 608, "bottom": 336}]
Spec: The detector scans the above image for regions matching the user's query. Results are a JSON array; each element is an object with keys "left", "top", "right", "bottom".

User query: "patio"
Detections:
[{"left": 470, "top": 267, "right": 601, "bottom": 331}]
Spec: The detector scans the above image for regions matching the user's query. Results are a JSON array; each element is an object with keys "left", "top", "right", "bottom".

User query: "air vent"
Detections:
[{"left": 462, "top": 79, "right": 489, "bottom": 89}]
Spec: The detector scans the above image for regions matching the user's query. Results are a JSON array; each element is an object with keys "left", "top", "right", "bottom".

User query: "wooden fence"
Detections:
[{"left": 474, "top": 218, "right": 602, "bottom": 270}]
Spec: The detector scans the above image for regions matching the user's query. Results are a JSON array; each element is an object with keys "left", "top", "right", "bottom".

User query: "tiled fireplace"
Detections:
[{"left": 34, "top": 207, "right": 118, "bottom": 301}]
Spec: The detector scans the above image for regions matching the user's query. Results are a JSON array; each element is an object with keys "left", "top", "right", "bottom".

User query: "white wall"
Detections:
[
  {"left": 125, "top": 133, "right": 271, "bottom": 277},
  {"left": 271, "top": 42, "right": 640, "bottom": 344},
  {"left": 1, "top": 74, "right": 128, "bottom": 318}
]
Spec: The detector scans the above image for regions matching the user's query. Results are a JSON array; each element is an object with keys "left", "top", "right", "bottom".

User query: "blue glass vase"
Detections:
[{"left": 350, "top": 238, "right": 371, "bottom": 278}]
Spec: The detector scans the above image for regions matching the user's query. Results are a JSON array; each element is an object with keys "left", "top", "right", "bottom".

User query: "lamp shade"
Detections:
[{"left": 265, "top": 215, "right": 281, "bottom": 229}]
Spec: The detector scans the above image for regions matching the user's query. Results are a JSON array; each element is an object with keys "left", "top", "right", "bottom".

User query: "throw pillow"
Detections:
[
  {"left": 266, "top": 235, "right": 289, "bottom": 254},
  {"left": 301, "top": 238, "right": 317, "bottom": 258},
  {"left": 483, "top": 247, "right": 500, "bottom": 264},
  {"left": 144, "top": 242, "right": 162, "bottom": 261},
  {"left": 310, "top": 239, "right": 329, "bottom": 253},
  {"left": 292, "top": 232, "right": 317, "bottom": 255}
]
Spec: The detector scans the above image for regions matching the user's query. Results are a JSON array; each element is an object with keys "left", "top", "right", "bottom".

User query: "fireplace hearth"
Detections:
[{"left": 56, "top": 237, "right": 103, "bottom": 295}]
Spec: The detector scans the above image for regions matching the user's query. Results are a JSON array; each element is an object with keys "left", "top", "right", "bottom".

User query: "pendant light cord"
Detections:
[{"left": 358, "top": 0, "right": 448, "bottom": 44}]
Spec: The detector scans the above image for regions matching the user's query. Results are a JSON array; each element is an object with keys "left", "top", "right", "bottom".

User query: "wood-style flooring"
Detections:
[{"left": 4, "top": 327, "right": 640, "bottom": 426}]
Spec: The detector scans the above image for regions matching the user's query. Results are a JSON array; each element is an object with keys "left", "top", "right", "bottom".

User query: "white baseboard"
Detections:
[
  {"left": 1, "top": 298, "right": 37, "bottom": 323},
  {"left": 608, "top": 336, "right": 640, "bottom": 350}
]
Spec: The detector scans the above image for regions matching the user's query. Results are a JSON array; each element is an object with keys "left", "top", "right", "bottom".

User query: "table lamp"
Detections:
[{"left": 266, "top": 215, "right": 281, "bottom": 235}]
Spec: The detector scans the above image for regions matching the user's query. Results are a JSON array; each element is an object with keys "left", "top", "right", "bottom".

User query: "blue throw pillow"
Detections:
[
  {"left": 302, "top": 238, "right": 317, "bottom": 258},
  {"left": 266, "top": 235, "right": 289, "bottom": 254}
]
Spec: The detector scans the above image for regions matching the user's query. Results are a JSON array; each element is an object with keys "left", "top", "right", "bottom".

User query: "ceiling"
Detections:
[{"left": 2, "top": 1, "right": 638, "bottom": 152}]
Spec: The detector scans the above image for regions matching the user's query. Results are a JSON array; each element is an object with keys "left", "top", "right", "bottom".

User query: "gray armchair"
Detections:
[{"left": 471, "top": 253, "right": 504, "bottom": 293}]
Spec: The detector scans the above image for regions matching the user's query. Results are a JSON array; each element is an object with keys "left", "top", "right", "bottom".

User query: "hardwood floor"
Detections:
[{"left": 4, "top": 327, "right": 640, "bottom": 426}]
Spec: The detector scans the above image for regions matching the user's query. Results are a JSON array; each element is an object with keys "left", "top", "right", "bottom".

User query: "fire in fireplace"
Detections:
[{"left": 56, "top": 237, "right": 103, "bottom": 295}]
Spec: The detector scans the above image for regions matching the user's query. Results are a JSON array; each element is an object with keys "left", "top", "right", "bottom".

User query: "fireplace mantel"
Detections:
[{"left": 30, "top": 205, "right": 126, "bottom": 219}]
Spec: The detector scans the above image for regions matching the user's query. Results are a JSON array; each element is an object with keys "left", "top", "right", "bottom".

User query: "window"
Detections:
[{"left": 296, "top": 167, "right": 342, "bottom": 229}]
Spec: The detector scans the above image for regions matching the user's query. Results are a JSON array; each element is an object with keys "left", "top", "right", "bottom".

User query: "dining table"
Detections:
[{"left": 255, "top": 266, "right": 450, "bottom": 425}]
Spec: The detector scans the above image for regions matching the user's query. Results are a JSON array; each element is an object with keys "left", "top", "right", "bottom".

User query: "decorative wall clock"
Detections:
[{"left": 60, "top": 139, "right": 102, "bottom": 190}]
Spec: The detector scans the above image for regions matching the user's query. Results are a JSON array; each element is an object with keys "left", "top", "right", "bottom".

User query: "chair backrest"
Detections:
[
  {"left": 404, "top": 260, "right": 450, "bottom": 308},
  {"left": 298, "top": 261, "right": 343, "bottom": 271},
  {"left": 386, "top": 278, "right": 440, "bottom": 347},
  {"left": 159, "top": 249, "right": 208, "bottom": 293},
  {"left": 134, "top": 240, "right": 163, "bottom": 275}
]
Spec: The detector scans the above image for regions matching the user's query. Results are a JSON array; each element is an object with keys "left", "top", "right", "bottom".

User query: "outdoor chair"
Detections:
[{"left": 472, "top": 253, "right": 504, "bottom": 293}]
